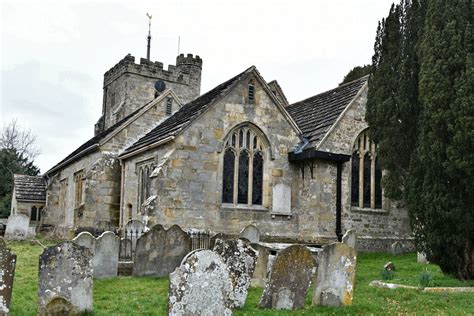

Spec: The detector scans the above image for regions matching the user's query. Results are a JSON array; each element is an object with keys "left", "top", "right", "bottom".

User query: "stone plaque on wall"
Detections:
[{"left": 272, "top": 183, "right": 291, "bottom": 214}]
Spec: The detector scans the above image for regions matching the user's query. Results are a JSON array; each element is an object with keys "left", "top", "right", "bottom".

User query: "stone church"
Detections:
[{"left": 19, "top": 50, "right": 411, "bottom": 251}]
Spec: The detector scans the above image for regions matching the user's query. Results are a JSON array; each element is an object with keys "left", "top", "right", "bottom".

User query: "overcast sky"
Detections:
[{"left": 1, "top": 0, "right": 394, "bottom": 173}]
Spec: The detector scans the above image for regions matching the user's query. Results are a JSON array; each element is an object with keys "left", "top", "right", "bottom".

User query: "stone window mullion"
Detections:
[
  {"left": 233, "top": 148, "right": 239, "bottom": 205},
  {"left": 358, "top": 152, "right": 364, "bottom": 208},
  {"left": 248, "top": 151, "right": 254, "bottom": 206}
]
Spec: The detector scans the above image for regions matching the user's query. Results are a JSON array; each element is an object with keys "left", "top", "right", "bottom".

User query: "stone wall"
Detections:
[{"left": 101, "top": 54, "right": 202, "bottom": 131}]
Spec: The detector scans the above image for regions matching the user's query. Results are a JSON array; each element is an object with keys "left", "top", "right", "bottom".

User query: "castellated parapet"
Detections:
[{"left": 97, "top": 53, "right": 202, "bottom": 133}]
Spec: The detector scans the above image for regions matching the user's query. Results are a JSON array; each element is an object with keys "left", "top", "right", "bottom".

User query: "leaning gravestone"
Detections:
[
  {"left": 38, "top": 241, "right": 93, "bottom": 315},
  {"left": 313, "top": 242, "right": 357, "bottom": 307},
  {"left": 4, "top": 214, "right": 30, "bottom": 240},
  {"left": 213, "top": 239, "right": 257, "bottom": 308},
  {"left": 133, "top": 224, "right": 192, "bottom": 277},
  {"left": 251, "top": 244, "right": 270, "bottom": 287},
  {"left": 259, "top": 245, "right": 315, "bottom": 310},
  {"left": 73, "top": 231, "right": 119, "bottom": 279},
  {"left": 239, "top": 224, "right": 260, "bottom": 243},
  {"left": 0, "top": 238, "right": 16, "bottom": 314},
  {"left": 342, "top": 229, "right": 357, "bottom": 249},
  {"left": 169, "top": 249, "right": 234, "bottom": 315}
]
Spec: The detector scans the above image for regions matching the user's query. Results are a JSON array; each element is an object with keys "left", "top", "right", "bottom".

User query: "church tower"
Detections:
[{"left": 95, "top": 16, "right": 202, "bottom": 134}]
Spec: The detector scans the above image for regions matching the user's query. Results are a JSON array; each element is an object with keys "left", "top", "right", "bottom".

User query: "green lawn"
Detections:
[{"left": 7, "top": 241, "right": 474, "bottom": 315}]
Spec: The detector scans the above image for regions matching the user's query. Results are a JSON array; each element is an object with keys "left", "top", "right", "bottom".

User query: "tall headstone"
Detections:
[
  {"left": 342, "top": 229, "right": 356, "bottom": 249},
  {"left": 259, "top": 245, "right": 315, "bottom": 310},
  {"left": 94, "top": 231, "right": 120, "bottom": 278},
  {"left": 213, "top": 239, "right": 257, "bottom": 308},
  {"left": 38, "top": 242, "right": 93, "bottom": 315},
  {"left": 0, "top": 238, "right": 16, "bottom": 314},
  {"left": 133, "top": 224, "right": 192, "bottom": 277},
  {"left": 239, "top": 224, "right": 260, "bottom": 243},
  {"left": 312, "top": 242, "right": 357, "bottom": 307},
  {"left": 4, "top": 214, "right": 30, "bottom": 240},
  {"left": 169, "top": 249, "right": 234, "bottom": 316},
  {"left": 251, "top": 244, "right": 270, "bottom": 287},
  {"left": 73, "top": 231, "right": 119, "bottom": 279}
]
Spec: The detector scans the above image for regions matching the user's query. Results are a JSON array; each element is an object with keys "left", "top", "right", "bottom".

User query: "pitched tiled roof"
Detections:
[
  {"left": 45, "top": 101, "right": 151, "bottom": 175},
  {"left": 268, "top": 80, "right": 289, "bottom": 106},
  {"left": 286, "top": 76, "right": 368, "bottom": 149},
  {"left": 13, "top": 174, "right": 46, "bottom": 202},
  {"left": 121, "top": 66, "right": 255, "bottom": 156}
]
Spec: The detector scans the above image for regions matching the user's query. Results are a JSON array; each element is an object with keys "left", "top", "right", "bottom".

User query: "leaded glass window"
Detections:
[
  {"left": 222, "top": 124, "right": 266, "bottom": 206},
  {"left": 351, "top": 130, "right": 383, "bottom": 209}
]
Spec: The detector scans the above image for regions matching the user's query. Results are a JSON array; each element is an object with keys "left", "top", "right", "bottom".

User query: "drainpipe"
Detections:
[{"left": 336, "top": 161, "right": 343, "bottom": 241}]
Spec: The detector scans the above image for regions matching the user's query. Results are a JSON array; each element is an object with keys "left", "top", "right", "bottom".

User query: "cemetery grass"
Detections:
[{"left": 8, "top": 242, "right": 474, "bottom": 315}]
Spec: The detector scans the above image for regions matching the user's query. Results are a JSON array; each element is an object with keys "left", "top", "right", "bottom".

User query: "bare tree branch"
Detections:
[{"left": 0, "top": 119, "right": 40, "bottom": 161}]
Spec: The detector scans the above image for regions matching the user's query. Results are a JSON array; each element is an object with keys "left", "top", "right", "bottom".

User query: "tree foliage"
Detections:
[
  {"left": 0, "top": 120, "right": 40, "bottom": 218},
  {"left": 340, "top": 65, "right": 372, "bottom": 85},
  {"left": 367, "top": 0, "right": 473, "bottom": 279}
]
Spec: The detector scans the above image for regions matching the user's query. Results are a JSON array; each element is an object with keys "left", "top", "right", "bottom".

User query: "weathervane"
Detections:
[{"left": 146, "top": 13, "right": 152, "bottom": 60}]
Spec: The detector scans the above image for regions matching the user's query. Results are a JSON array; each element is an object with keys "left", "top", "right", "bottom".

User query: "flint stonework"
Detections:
[
  {"left": 213, "top": 239, "right": 257, "bottom": 308},
  {"left": 133, "top": 224, "right": 191, "bottom": 277},
  {"left": 239, "top": 225, "right": 260, "bottom": 243},
  {"left": 169, "top": 249, "right": 234, "bottom": 315},
  {"left": 313, "top": 242, "right": 357, "bottom": 307},
  {"left": 251, "top": 244, "right": 270, "bottom": 287},
  {"left": 259, "top": 245, "right": 315, "bottom": 310},
  {"left": 38, "top": 241, "right": 93, "bottom": 315},
  {"left": 0, "top": 238, "right": 16, "bottom": 314},
  {"left": 4, "top": 214, "right": 30, "bottom": 240}
]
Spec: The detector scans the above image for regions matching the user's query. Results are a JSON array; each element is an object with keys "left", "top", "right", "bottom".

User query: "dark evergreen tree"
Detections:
[
  {"left": 408, "top": 0, "right": 473, "bottom": 279},
  {"left": 0, "top": 148, "right": 40, "bottom": 217},
  {"left": 340, "top": 65, "right": 372, "bottom": 85}
]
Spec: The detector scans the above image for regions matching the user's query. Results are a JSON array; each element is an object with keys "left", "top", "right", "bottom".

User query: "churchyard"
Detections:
[{"left": 2, "top": 233, "right": 473, "bottom": 315}]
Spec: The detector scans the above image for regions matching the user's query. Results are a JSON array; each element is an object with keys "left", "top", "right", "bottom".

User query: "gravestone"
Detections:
[
  {"left": 312, "top": 242, "right": 357, "bottom": 307},
  {"left": 342, "top": 229, "right": 356, "bottom": 249},
  {"left": 213, "top": 239, "right": 257, "bottom": 308},
  {"left": 239, "top": 224, "right": 260, "bottom": 243},
  {"left": 210, "top": 232, "right": 230, "bottom": 249},
  {"left": 169, "top": 249, "right": 234, "bottom": 315},
  {"left": 133, "top": 224, "right": 192, "bottom": 277},
  {"left": 417, "top": 252, "right": 428, "bottom": 264},
  {"left": 94, "top": 231, "right": 120, "bottom": 278},
  {"left": 391, "top": 241, "right": 404, "bottom": 255},
  {"left": 251, "top": 244, "right": 270, "bottom": 287},
  {"left": 259, "top": 245, "right": 315, "bottom": 310},
  {"left": 73, "top": 231, "right": 119, "bottom": 278},
  {"left": 38, "top": 241, "right": 93, "bottom": 315},
  {"left": 4, "top": 214, "right": 30, "bottom": 240},
  {"left": 0, "top": 238, "right": 16, "bottom": 314}
]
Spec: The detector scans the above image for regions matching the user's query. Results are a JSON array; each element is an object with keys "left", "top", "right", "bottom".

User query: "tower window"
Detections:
[
  {"left": 166, "top": 98, "right": 173, "bottom": 115},
  {"left": 248, "top": 83, "right": 255, "bottom": 103}
]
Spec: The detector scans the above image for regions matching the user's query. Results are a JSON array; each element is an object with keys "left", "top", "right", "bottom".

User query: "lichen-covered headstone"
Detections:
[
  {"left": 312, "top": 242, "right": 357, "bottom": 307},
  {"left": 251, "top": 244, "right": 270, "bottom": 287},
  {"left": 169, "top": 249, "right": 234, "bottom": 315},
  {"left": 4, "top": 214, "right": 30, "bottom": 240},
  {"left": 342, "top": 229, "right": 356, "bottom": 249},
  {"left": 94, "top": 231, "right": 119, "bottom": 278},
  {"left": 73, "top": 231, "right": 119, "bottom": 279},
  {"left": 259, "top": 245, "right": 315, "bottom": 310},
  {"left": 210, "top": 232, "right": 230, "bottom": 249},
  {"left": 213, "top": 239, "right": 257, "bottom": 308},
  {"left": 133, "top": 224, "right": 191, "bottom": 277},
  {"left": 239, "top": 224, "right": 260, "bottom": 243},
  {"left": 0, "top": 238, "right": 16, "bottom": 314},
  {"left": 38, "top": 241, "right": 93, "bottom": 315}
]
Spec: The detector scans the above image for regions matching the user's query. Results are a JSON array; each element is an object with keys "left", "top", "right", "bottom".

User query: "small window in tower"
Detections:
[
  {"left": 248, "top": 82, "right": 255, "bottom": 103},
  {"left": 166, "top": 98, "right": 173, "bottom": 115}
]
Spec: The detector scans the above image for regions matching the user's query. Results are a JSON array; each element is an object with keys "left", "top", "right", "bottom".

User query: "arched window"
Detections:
[
  {"left": 137, "top": 161, "right": 154, "bottom": 207},
  {"left": 222, "top": 124, "right": 266, "bottom": 206},
  {"left": 351, "top": 130, "right": 383, "bottom": 209}
]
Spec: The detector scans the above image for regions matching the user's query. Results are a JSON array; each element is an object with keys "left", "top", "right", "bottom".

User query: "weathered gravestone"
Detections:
[
  {"left": 213, "top": 239, "right": 257, "bottom": 308},
  {"left": 4, "top": 214, "right": 30, "bottom": 240},
  {"left": 239, "top": 224, "right": 260, "bottom": 243},
  {"left": 342, "top": 229, "right": 356, "bottom": 249},
  {"left": 313, "top": 242, "right": 357, "bottom": 307},
  {"left": 391, "top": 241, "right": 404, "bottom": 255},
  {"left": 133, "top": 224, "right": 192, "bottom": 277},
  {"left": 251, "top": 244, "right": 270, "bottom": 287},
  {"left": 73, "top": 231, "right": 120, "bottom": 279},
  {"left": 259, "top": 245, "right": 315, "bottom": 310},
  {"left": 0, "top": 238, "right": 16, "bottom": 314},
  {"left": 417, "top": 252, "right": 428, "bottom": 264},
  {"left": 210, "top": 232, "right": 231, "bottom": 249},
  {"left": 38, "top": 241, "right": 93, "bottom": 315},
  {"left": 169, "top": 249, "right": 234, "bottom": 316}
]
